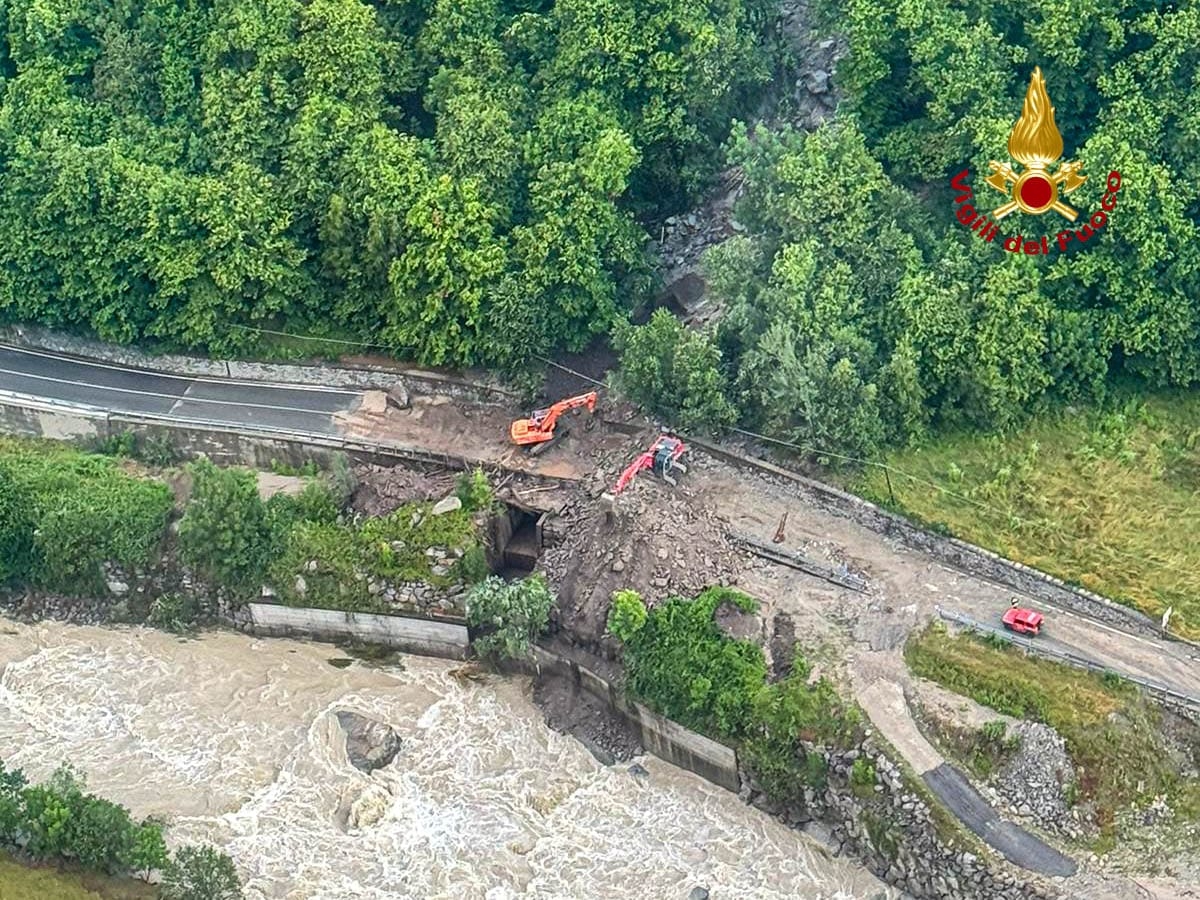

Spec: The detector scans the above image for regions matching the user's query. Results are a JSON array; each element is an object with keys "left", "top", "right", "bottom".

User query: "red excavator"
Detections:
[
  {"left": 612, "top": 435, "right": 688, "bottom": 494},
  {"left": 509, "top": 391, "right": 598, "bottom": 454}
]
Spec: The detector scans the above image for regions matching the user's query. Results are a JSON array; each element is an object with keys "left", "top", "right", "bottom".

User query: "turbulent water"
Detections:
[{"left": 0, "top": 618, "right": 895, "bottom": 900}]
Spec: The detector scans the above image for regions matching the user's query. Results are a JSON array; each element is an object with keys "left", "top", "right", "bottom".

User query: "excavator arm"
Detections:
[
  {"left": 612, "top": 436, "right": 687, "bottom": 494},
  {"left": 509, "top": 391, "right": 598, "bottom": 448}
]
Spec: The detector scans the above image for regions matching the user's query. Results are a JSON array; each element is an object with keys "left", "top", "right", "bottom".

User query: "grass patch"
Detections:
[
  {"left": 906, "top": 624, "right": 1198, "bottom": 833},
  {"left": 852, "top": 388, "right": 1200, "bottom": 638},
  {"left": 0, "top": 852, "right": 156, "bottom": 899},
  {"left": 269, "top": 501, "right": 484, "bottom": 612}
]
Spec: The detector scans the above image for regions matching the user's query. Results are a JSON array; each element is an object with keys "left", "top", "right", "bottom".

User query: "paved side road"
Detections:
[
  {"left": 924, "top": 763, "right": 1077, "bottom": 877},
  {"left": 0, "top": 343, "right": 362, "bottom": 434}
]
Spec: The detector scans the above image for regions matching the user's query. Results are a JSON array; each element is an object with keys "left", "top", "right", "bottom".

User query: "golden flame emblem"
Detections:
[{"left": 986, "top": 67, "right": 1087, "bottom": 221}]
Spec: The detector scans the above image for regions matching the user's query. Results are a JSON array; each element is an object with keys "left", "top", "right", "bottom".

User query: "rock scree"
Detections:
[{"left": 336, "top": 711, "right": 402, "bottom": 773}]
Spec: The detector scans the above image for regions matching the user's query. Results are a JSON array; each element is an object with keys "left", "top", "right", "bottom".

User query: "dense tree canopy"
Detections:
[
  {"left": 620, "top": 0, "right": 1200, "bottom": 457},
  {"left": 0, "top": 0, "right": 776, "bottom": 368}
]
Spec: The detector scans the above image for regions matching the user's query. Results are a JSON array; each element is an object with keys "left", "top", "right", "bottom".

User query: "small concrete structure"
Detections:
[{"left": 246, "top": 602, "right": 469, "bottom": 660}]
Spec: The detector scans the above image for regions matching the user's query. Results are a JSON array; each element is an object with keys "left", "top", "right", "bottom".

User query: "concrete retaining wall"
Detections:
[
  {"left": 1, "top": 324, "right": 519, "bottom": 402},
  {"left": 504, "top": 646, "right": 741, "bottom": 792},
  {"left": 0, "top": 393, "right": 580, "bottom": 490},
  {"left": 689, "top": 437, "right": 1171, "bottom": 641},
  {"left": 245, "top": 602, "right": 469, "bottom": 659}
]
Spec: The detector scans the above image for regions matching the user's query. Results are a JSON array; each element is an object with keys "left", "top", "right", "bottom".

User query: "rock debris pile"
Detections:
[
  {"left": 987, "top": 722, "right": 1083, "bottom": 840},
  {"left": 540, "top": 484, "right": 744, "bottom": 646}
]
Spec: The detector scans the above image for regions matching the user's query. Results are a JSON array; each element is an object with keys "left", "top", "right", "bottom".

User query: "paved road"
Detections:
[
  {"left": 0, "top": 344, "right": 362, "bottom": 434},
  {"left": 924, "top": 764, "right": 1077, "bottom": 877}
]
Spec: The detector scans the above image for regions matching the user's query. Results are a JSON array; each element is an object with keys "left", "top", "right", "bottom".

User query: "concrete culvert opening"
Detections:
[{"left": 491, "top": 503, "right": 545, "bottom": 579}]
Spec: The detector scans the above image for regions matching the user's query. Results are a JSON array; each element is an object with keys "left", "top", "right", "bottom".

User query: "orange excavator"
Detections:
[
  {"left": 612, "top": 435, "right": 688, "bottom": 494},
  {"left": 509, "top": 391, "right": 598, "bottom": 455}
]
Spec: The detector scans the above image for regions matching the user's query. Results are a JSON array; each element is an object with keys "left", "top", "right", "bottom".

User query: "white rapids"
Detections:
[{"left": 0, "top": 618, "right": 897, "bottom": 900}]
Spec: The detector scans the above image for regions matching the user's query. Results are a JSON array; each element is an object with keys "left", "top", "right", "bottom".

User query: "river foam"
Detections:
[{"left": 0, "top": 618, "right": 895, "bottom": 899}]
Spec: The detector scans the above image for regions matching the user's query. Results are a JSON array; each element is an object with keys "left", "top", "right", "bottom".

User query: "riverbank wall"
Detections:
[
  {"left": 242, "top": 601, "right": 469, "bottom": 659},
  {"left": 497, "top": 644, "right": 1063, "bottom": 900}
]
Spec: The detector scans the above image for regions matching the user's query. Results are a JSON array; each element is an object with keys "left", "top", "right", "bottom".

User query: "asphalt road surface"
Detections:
[
  {"left": 923, "top": 764, "right": 1077, "bottom": 877},
  {"left": 0, "top": 344, "right": 361, "bottom": 435}
]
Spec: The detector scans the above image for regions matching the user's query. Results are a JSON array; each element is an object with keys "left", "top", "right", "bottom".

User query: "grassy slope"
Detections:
[
  {"left": 0, "top": 853, "right": 156, "bottom": 900},
  {"left": 853, "top": 388, "right": 1200, "bottom": 638},
  {"left": 906, "top": 625, "right": 1200, "bottom": 835}
]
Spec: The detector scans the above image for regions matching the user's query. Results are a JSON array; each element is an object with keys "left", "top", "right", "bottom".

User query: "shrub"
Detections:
[
  {"left": 161, "top": 845, "right": 243, "bottom": 900},
  {"left": 455, "top": 467, "right": 494, "bottom": 512},
  {"left": 130, "top": 819, "right": 169, "bottom": 881},
  {"left": 741, "top": 663, "right": 864, "bottom": 801},
  {"left": 0, "top": 464, "right": 33, "bottom": 582},
  {"left": 454, "top": 545, "right": 490, "bottom": 584},
  {"left": 139, "top": 434, "right": 178, "bottom": 467},
  {"left": 606, "top": 589, "right": 648, "bottom": 644},
  {"left": 466, "top": 574, "right": 555, "bottom": 660},
  {"left": 148, "top": 593, "right": 203, "bottom": 634},
  {"left": 614, "top": 587, "right": 766, "bottom": 738},
  {"left": 179, "top": 460, "right": 276, "bottom": 590},
  {"left": 613, "top": 309, "right": 737, "bottom": 433},
  {"left": 0, "top": 762, "right": 27, "bottom": 845},
  {"left": 979, "top": 720, "right": 1008, "bottom": 744},
  {"left": 34, "top": 475, "right": 173, "bottom": 594},
  {"left": 850, "top": 756, "right": 876, "bottom": 798},
  {"left": 93, "top": 431, "right": 136, "bottom": 458},
  {"left": 268, "top": 500, "right": 483, "bottom": 611},
  {"left": 327, "top": 452, "right": 356, "bottom": 507},
  {"left": 268, "top": 481, "right": 340, "bottom": 526}
]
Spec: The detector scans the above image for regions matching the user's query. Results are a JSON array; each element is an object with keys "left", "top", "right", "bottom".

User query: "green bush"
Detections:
[
  {"left": 268, "top": 500, "right": 483, "bottom": 611},
  {"left": 606, "top": 589, "right": 648, "bottom": 644},
  {"left": 850, "top": 756, "right": 876, "bottom": 798},
  {"left": 0, "top": 442, "right": 173, "bottom": 593},
  {"left": 35, "top": 476, "right": 173, "bottom": 594},
  {"left": 613, "top": 310, "right": 738, "bottom": 433},
  {"left": 466, "top": 574, "right": 555, "bottom": 660},
  {"left": 741, "top": 661, "right": 864, "bottom": 801},
  {"left": 0, "top": 760, "right": 198, "bottom": 885},
  {"left": 455, "top": 545, "right": 491, "bottom": 585},
  {"left": 455, "top": 468, "right": 494, "bottom": 512},
  {"left": 147, "top": 593, "right": 204, "bottom": 634},
  {"left": 0, "top": 464, "right": 33, "bottom": 583},
  {"left": 92, "top": 431, "right": 137, "bottom": 459},
  {"left": 179, "top": 460, "right": 277, "bottom": 590},
  {"left": 161, "top": 845, "right": 243, "bottom": 900},
  {"left": 269, "top": 481, "right": 340, "bottom": 526},
  {"left": 613, "top": 586, "right": 766, "bottom": 738}
]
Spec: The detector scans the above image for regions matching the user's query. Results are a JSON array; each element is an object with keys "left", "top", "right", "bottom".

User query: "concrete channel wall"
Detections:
[
  {"left": 245, "top": 602, "right": 470, "bottom": 660},
  {"left": 502, "top": 647, "right": 741, "bottom": 793}
]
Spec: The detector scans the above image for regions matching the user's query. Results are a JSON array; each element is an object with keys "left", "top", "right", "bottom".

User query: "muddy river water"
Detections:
[{"left": 0, "top": 618, "right": 895, "bottom": 899}]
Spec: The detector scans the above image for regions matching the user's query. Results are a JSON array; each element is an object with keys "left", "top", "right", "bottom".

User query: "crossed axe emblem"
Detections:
[{"left": 985, "top": 159, "right": 1088, "bottom": 222}]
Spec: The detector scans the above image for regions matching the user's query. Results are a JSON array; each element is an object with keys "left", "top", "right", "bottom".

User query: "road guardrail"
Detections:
[{"left": 935, "top": 606, "right": 1200, "bottom": 714}]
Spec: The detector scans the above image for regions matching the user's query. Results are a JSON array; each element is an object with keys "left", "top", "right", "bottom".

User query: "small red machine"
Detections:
[
  {"left": 1002, "top": 607, "right": 1044, "bottom": 636},
  {"left": 612, "top": 435, "right": 688, "bottom": 494},
  {"left": 509, "top": 391, "right": 597, "bottom": 455}
]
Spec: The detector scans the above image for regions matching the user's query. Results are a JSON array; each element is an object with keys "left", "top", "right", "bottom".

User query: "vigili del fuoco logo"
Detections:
[{"left": 950, "top": 67, "right": 1122, "bottom": 256}]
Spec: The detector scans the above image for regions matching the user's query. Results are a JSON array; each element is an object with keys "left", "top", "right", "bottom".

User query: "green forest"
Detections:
[
  {"left": 0, "top": 0, "right": 1197, "bottom": 456},
  {"left": 0, "top": 0, "right": 775, "bottom": 368}
]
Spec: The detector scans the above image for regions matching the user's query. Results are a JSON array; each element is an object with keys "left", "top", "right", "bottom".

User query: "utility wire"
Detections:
[
  {"left": 226, "top": 322, "right": 394, "bottom": 350},
  {"left": 211, "top": 326, "right": 1198, "bottom": 599}
]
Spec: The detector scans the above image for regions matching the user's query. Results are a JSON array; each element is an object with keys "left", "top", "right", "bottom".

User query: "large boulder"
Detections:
[{"left": 336, "top": 711, "right": 401, "bottom": 773}]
